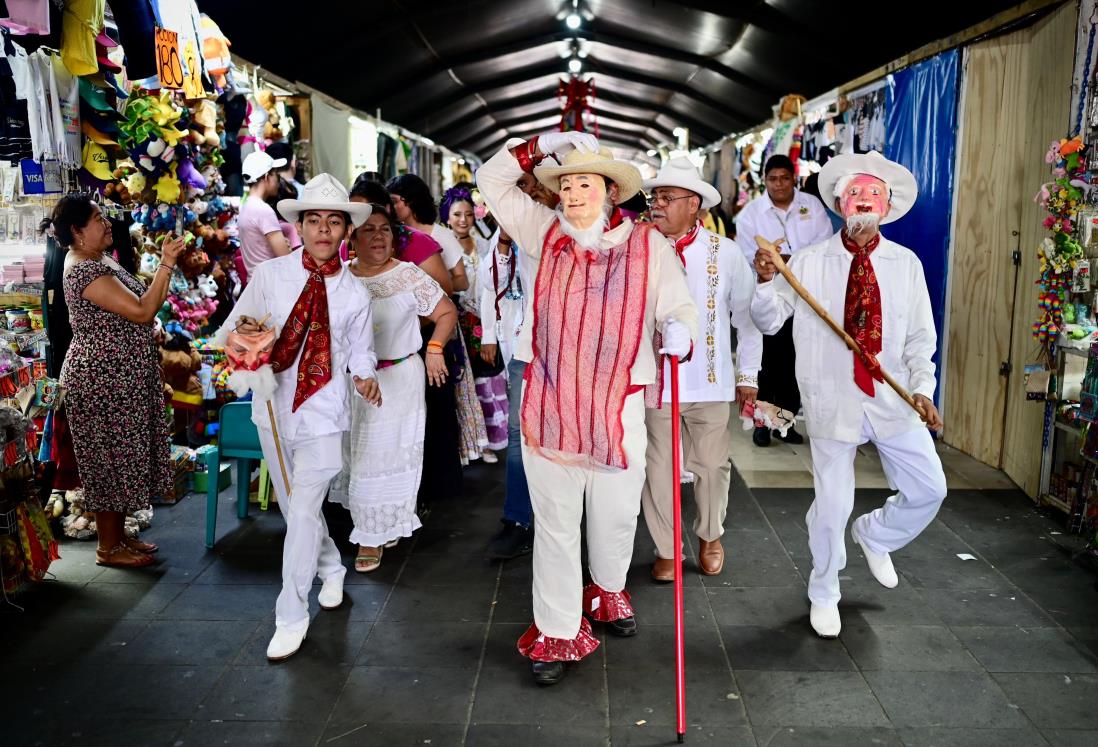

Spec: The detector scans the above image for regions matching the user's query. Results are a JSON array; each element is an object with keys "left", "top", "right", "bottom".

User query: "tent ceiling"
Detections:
[{"left": 199, "top": 0, "right": 1030, "bottom": 160}]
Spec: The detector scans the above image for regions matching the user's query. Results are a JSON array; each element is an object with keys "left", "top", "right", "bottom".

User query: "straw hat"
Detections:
[
  {"left": 642, "top": 156, "right": 721, "bottom": 209},
  {"left": 277, "top": 173, "right": 372, "bottom": 227},
  {"left": 817, "top": 151, "right": 917, "bottom": 224},
  {"left": 533, "top": 147, "right": 643, "bottom": 204}
]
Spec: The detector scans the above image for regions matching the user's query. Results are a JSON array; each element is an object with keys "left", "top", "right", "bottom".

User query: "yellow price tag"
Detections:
[{"left": 182, "top": 40, "right": 204, "bottom": 99}]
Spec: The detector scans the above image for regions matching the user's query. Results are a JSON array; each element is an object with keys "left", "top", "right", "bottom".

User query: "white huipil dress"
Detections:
[{"left": 330, "top": 261, "right": 446, "bottom": 547}]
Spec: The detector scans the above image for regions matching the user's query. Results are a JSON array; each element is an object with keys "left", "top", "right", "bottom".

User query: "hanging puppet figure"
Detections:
[
  {"left": 477, "top": 132, "right": 698, "bottom": 685},
  {"left": 750, "top": 151, "right": 947, "bottom": 638},
  {"left": 217, "top": 174, "right": 379, "bottom": 662}
]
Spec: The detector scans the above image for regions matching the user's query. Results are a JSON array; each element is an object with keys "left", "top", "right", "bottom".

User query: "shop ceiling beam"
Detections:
[
  {"left": 365, "top": 25, "right": 775, "bottom": 110},
  {"left": 473, "top": 130, "right": 647, "bottom": 160},
  {"left": 447, "top": 112, "right": 671, "bottom": 151},
  {"left": 397, "top": 58, "right": 743, "bottom": 135},
  {"left": 838, "top": 0, "right": 1065, "bottom": 95},
  {"left": 471, "top": 122, "right": 657, "bottom": 157},
  {"left": 506, "top": 121, "right": 658, "bottom": 149}
]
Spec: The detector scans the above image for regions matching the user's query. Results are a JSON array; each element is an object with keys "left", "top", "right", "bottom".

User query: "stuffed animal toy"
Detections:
[
  {"left": 196, "top": 274, "right": 218, "bottom": 298},
  {"left": 140, "top": 250, "right": 161, "bottom": 277},
  {"left": 177, "top": 156, "right": 208, "bottom": 196},
  {"left": 169, "top": 269, "right": 191, "bottom": 296},
  {"left": 179, "top": 245, "right": 211, "bottom": 278},
  {"left": 255, "top": 90, "right": 283, "bottom": 141},
  {"left": 190, "top": 99, "right": 220, "bottom": 147},
  {"left": 199, "top": 14, "right": 232, "bottom": 88},
  {"left": 132, "top": 137, "right": 176, "bottom": 177},
  {"left": 151, "top": 204, "right": 177, "bottom": 233},
  {"left": 154, "top": 166, "right": 182, "bottom": 204}
]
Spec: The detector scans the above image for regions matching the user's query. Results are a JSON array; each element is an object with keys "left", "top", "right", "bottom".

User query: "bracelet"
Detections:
[
  {"left": 426, "top": 349, "right": 444, "bottom": 356},
  {"left": 511, "top": 136, "right": 544, "bottom": 173},
  {"left": 158, "top": 263, "right": 176, "bottom": 271},
  {"left": 426, "top": 340, "right": 444, "bottom": 351}
]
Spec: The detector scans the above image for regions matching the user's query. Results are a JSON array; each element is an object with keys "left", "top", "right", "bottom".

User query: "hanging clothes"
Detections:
[
  {"left": 50, "top": 53, "right": 79, "bottom": 167},
  {"left": 2, "top": 1, "right": 50, "bottom": 36}
]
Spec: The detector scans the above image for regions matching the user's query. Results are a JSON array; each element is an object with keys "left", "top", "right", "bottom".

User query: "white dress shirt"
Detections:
[
  {"left": 478, "top": 230, "right": 527, "bottom": 366},
  {"left": 736, "top": 189, "right": 833, "bottom": 266},
  {"left": 222, "top": 253, "right": 378, "bottom": 440},
  {"left": 749, "top": 233, "right": 937, "bottom": 443},
  {"left": 662, "top": 226, "right": 763, "bottom": 404},
  {"left": 476, "top": 139, "right": 698, "bottom": 383}
]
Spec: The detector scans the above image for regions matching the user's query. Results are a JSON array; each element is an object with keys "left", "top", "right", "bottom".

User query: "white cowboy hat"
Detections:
[
  {"left": 642, "top": 156, "right": 721, "bottom": 209},
  {"left": 817, "top": 151, "right": 917, "bottom": 224},
  {"left": 277, "top": 173, "right": 372, "bottom": 227},
  {"left": 533, "top": 146, "right": 643, "bottom": 204}
]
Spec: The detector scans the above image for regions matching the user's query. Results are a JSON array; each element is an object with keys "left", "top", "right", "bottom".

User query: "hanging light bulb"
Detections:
[
  {"left": 568, "top": 57, "right": 582, "bottom": 74},
  {"left": 565, "top": 12, "right": 581, "bottom": 29}
]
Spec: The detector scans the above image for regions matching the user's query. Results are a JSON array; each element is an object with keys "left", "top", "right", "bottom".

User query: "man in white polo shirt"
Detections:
[
  {"left": 238, "top": 150, "right": 291, "bottom": 280},
  {"left": 735, "top": 154, "right": 832, "bottom": 447}
]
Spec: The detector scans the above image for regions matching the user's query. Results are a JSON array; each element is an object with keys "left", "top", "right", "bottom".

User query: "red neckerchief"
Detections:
[
  {"left": 269, "top": 251, "right": 343, "bottom": 411},
  {"left": 673, "top": 222, "right": 702, "bottom": 267},
  {"left": 551, "top": 207, "right": 626, "bottom": 261},
  {"left": 841, "top": 230, "right": 884, "bottom": 397},
  {"left": 492, "top": 245, "right": 518, "bottom": 322}
]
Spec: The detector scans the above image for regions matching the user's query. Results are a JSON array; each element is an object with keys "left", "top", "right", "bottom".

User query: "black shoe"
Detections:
[
  {"left": 606, "top": 616, "right": 638, "bottom": 637},
  {"left": 486, "top": 520, "right": 534, "bottom": 560},
  {"left": 775, "top": 426, "right": 804, "bottom": 445},
  {"left": 753, "top": 426, "right": 772, "bottom": 447},
  {"left": 532, "top": 660, "right": 566, "bottom": 685}
]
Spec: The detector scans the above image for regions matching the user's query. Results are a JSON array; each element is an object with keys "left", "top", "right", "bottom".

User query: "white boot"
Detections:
[
  {"left": 851, "top": 521, "right": 899, "bottom": 588},
  {"left": 810, "top": 603, "right": 841, "bottom": 638},
  {"left": 318, "top": 574, "right": 345, "bottom": 610},
  {"left": 266, "top": 624, "right": 308, "bottom": 661}
]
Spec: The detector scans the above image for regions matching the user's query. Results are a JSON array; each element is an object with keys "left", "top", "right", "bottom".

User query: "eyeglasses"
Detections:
[{"left": 647, "top": 193, "right": 694, "bottom": 207}]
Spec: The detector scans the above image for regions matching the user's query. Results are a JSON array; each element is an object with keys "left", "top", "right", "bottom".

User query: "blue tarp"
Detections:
[{"left": 884, "top": 48, "right": 961, "bottom": 402}]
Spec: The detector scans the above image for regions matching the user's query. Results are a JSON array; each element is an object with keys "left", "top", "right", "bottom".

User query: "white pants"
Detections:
[
  {"left": 807, "top": 416, "right": 947, "bottom": 606},
  {"left": 523, "top": 390, "right": 647, "bottom": 639},
  {"left": 258, "top": 428, "right": 346, "bottom": 632}
]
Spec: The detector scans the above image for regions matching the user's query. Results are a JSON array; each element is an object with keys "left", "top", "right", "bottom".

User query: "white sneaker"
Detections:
[
  {"left": 266, "top": 625, "right": 307, "bottom": 661},
  {"left": 810, "top": 603, "right": 841, "bottom": 638},
  {"left": 482, "top": 451, "right": 498, "bottom": 464},
  {"left": 318, "top": 574, "right": 345, "bottom": 610},
  {"left": 851, "top": 522, "right": 899, "bottom": 588}
]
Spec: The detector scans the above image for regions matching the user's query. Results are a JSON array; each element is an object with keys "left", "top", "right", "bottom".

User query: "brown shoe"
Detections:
[
  {"left": 698, "top": 538, "right": 725, "bottom": 576},
  {"left": 651, "top": 557, "right": 676, "bottom": 583}
]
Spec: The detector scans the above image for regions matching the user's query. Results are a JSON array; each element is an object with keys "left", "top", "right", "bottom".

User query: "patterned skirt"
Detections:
[
  {"left": 455, "top": 326, "right": 489, "bottom": 464},
  {"left": 475, "top": 372, "right": 508, "bottom": 451}
]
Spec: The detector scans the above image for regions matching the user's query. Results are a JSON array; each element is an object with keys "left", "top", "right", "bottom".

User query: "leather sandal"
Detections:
[
  {"left": 96, "top": 543, "right": 156, "bottom": 568},
  {"left": 355, "top": 546, "right": 382, "bottom": 573},
  {"left": 122, "top": 537, "right": 159, "bottom": 554}
]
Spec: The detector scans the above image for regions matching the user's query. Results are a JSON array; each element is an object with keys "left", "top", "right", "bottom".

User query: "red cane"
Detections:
[{"left": 670, "top": 356, "right": 686, "bottom": 742}]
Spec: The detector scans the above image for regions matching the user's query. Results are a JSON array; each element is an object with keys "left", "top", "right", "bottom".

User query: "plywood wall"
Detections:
[
  {"left": 1001, "top": 2, "right": 1078, "bottom": 496},
  {"left": 945, "top": 32, "right": 1032, "bottom": 466}
]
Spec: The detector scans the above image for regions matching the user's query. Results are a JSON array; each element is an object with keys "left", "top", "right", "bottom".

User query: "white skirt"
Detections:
[{"left": 330, "top": 354, "right": 425, "bottom": 546}]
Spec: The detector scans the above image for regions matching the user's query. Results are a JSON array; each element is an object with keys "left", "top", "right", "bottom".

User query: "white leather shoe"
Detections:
[
  {"left": 266, "top": 625, "right": 307, "bottom": 661},
  {"left": 851, "top": 522, "right": 899, "bottom": 588},
  {"left": 810, "top": 603, "right": 841, "bottom": 638},
  {"left": 318, "top": 574, "right": 345, "bottom": 610}
]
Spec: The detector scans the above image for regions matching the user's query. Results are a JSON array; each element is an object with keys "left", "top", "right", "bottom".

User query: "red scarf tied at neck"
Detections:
[
  {"left": 672, "top": 221, "right": 702, "bottom": 267},
  {"left": 269, "top": 251, "right": 343, "bottom": 411},
  {"left": 551, "top": 207, "right": 626, "bottom": 261},
  {"left": 841, "top": 231, "right": 884, "bottom": 397}
]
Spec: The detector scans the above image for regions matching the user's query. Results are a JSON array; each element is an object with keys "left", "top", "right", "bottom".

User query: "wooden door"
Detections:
[{"left": 944, "top": 32, "right": 1030, "bottom": 466}]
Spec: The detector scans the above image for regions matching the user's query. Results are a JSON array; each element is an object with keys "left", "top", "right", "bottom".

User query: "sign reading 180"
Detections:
[{"left": 155, "top": 27, "right": 184, "bottom": 89}]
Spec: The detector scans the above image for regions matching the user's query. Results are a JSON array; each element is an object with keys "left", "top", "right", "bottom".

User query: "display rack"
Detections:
[{"left": 1038, "top": 343, "right": 1090, "bottom": 513}]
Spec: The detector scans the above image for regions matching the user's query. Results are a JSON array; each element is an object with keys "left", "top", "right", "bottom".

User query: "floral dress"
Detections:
[{"left": 60, "top": 260, "right": 172, "bottom": 512}]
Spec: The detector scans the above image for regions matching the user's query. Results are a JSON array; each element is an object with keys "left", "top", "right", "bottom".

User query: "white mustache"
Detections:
[{"left": 846, "top": 212, "right": 880, "bottom": 234}]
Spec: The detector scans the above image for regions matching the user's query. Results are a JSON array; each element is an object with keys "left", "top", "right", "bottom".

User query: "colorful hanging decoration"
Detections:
[
  {"left": 558, "top": 77, "right": 598, "bottom": 136},
  {"left": 1033, "top": 136, "right": 1091, "bottom": 351}
]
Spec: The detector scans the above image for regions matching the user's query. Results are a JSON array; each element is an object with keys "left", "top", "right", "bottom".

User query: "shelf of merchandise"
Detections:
[{"left": 1038, "top": 341, "right": 1090, "bottom": 515}]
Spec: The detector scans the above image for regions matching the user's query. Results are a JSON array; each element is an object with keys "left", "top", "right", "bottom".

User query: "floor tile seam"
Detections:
[
  {"left": 322, "top": 530, "right": 421, "bottom": 736},
  {"left": 459, "top": 563, "right": 504, "bottom": 746},
  {"left": 738, "top": 471, "right": 893, "bottom": 728},
  {"left": 929, "top": 514, "right": 1085, "bottom": 646}
]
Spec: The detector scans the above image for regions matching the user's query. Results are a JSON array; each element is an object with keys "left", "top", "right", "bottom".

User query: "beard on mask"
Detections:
[
  {"left": 845, "top": 212, "right": 880, "bottom": 235},
  {"left": 556, "top": 201, "right": 613, "bottom": 249}
]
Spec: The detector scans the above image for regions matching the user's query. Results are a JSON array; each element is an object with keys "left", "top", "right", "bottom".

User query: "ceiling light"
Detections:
[
  {"left": 568, "top": 57, "right": 582, "bottom": 74},
  {"left": 565, "top": 12, "right": 581, "bottom": 29},
  {"left": 646, "top": 149, "right": 657, "bottom": 157},
  {"left": 672, "top": 127, "right": 686, "bottom": 138}
]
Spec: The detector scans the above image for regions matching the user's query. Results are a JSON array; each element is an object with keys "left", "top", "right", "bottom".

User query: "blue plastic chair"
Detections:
[{"left": 204, "top": 402, "right": 263, "bottom": 548}]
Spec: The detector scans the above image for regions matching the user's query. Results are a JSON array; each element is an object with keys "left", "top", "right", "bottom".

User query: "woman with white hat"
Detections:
[
  {"left": 751, "top": 151, "right": 947, "bottom": 639},
  {"left": 219, "top": 173, "right": 381, "bottom": 662}
]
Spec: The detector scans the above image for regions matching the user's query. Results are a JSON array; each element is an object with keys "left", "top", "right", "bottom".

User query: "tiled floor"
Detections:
[{"left": 2, "top": 446, "right": 1097, "bottom": 746}]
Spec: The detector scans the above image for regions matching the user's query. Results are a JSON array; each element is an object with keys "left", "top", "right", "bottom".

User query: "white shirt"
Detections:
[
  {"left": 425, "top": 224, "right": 465, "bottom": 270},
  {"left": 478, "top": 230, "right": 528, "bottom": 366},
  {"left": 222, "top": 253, "right": 378, "bottom": 440},
  {"left": 456, "top": 237, "right": 490, "bottom": 315},
  {"left": 476, "top": 139, "right": 698, "bottom": 383},
  {"left": 750, "top": 233, "right": 937, "bottom": 443},
  {"left": 735, "top": 189, "right": 832, "bottom": 267},
  {"left": 353, "top": 261, "right": 445, "bottom": 360},
  {"left": 662, "top": 226, "right": 763, "bottom": 404}
]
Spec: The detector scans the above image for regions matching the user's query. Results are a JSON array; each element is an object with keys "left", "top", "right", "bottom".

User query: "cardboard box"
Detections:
[{"left": 193, "top": 461, "right": 231, "bottom": 493}]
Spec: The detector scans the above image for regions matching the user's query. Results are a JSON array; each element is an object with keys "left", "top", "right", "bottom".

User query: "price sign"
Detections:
[
  {"left": 155, "top": 27, "right": 184, "bottom": 89},
  {"left": 182, "top": 39, "right": 204, "bottom": 98}
]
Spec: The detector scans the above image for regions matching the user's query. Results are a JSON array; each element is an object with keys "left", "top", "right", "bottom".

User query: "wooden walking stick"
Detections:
[
  {"left": 754, "top": 235, "right": 926, "bottom": 421},
  {"left": 670, "top": 356, "right": 687, "bottom": 743}
]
